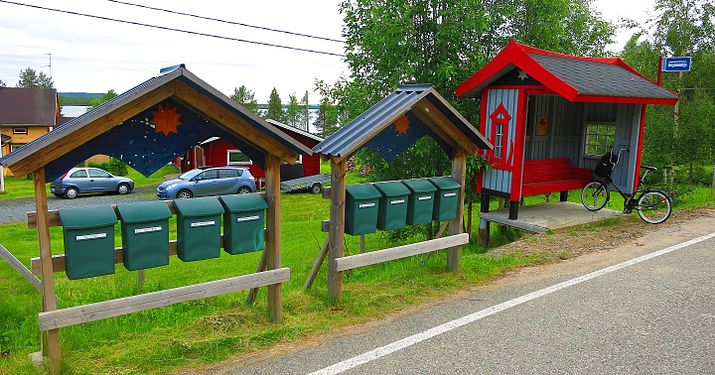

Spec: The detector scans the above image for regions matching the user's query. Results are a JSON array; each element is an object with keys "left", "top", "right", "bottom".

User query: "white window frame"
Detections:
[
  {"left": 583, "top": 122, "right": 617, "bottom": 157},
  {"left": 227, "top": 149, "right": 253, "bottom": 165},
  {"left": 12, "top": 127, "right": 27, "bottom": 135}
]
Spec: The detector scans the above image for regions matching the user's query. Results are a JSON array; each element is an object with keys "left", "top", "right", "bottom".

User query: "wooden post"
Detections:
[
  {"left": 303, "top": 238, "right": 329, "bottom": 291},
  {"left": 328, "top": 158, "right": 346, "bottom": 301},
  {"left": 479, "top": 193, "right": 490, "bottom": 247},
  {"left": 264, "top": 155, "right": 282, "bottom": 322},
  {"left": 34, "top": 168, "right": 61, "bottom": 374},
  {"left": 359, "top": 235, "right": 365, "bottom": 253},
  {"left": 559, "top": 191, "right": 569, "bottom": 202},
  {"left": 137, "top": 270, "right": 145, "bottom": 293},
  {"left": 447, "top": 148, "right": 466, "bottom": 272}
]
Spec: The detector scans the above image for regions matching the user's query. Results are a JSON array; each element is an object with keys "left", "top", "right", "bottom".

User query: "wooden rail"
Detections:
[
  {"left": 334, "top": 233, "right": 469, "bottom": 272},
  {"left": 38, "top": 268, "right": 290, "bottom": 331},
  {"left": 0, "top": 243, "right": 42, "bottom": 291}
]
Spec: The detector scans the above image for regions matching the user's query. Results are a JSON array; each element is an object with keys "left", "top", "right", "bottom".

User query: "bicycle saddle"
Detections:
[{"left": 640, "top": 165, "right": 657, "bottom": 171}]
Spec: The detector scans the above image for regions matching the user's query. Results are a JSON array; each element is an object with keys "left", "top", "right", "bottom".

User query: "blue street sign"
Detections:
[{"left": 662, "top": 57, "right": 692, "bottom": 72}]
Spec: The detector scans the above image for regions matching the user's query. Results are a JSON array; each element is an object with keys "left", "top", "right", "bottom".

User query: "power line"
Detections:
[
  {"left": 106, "top": 0, "right": 345, "bottom": 44},
  {"left": 0, "top": 0, "right": 345, "bottom": 57}
]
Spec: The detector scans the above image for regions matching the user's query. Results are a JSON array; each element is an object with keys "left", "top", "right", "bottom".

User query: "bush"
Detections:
[{"left": 86, "top": 158, "right": 128, "bottom": 176}]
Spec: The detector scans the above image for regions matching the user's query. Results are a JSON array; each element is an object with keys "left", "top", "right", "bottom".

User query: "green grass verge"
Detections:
[
  {"left": 0, "top": 165, "right": 178, "bottom": 201},
  {"left": 0, "top": 193, "right": 538, "bottom": 374}
]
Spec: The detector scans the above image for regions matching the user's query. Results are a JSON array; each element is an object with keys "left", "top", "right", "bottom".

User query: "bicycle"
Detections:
[{"left": 581, "top": 147, "right": 673, "bottom": 224}]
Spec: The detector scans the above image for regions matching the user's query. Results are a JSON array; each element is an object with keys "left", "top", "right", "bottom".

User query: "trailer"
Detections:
[{"left": 280, "top": 173, "right": 330, "bottom": 194}]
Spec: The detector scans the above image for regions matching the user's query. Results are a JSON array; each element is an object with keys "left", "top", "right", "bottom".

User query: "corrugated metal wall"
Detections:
[
  {"left": 524, "top": 96, "right": 641, "bottom": 193},
  {"left": 482, "top": 89, "right": 519, "bottom": 194}
]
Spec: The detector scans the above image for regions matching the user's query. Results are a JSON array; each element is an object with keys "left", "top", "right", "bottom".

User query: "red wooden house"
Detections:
[
  {"left": 178, "top": 119, "right": 322, "bottom": 186},
  {"left": 456, "top": 41, "right": 678, "bottom": 220}
]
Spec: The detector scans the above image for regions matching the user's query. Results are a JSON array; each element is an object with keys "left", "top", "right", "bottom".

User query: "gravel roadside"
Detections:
[{"left": 0, "top": 186, "right": 158, "bottom": 224}]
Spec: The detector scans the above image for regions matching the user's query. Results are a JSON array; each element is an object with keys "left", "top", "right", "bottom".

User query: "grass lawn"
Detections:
[
  {"left": 0, "top": 165, "right": 179, "bottom": 201},
  {"left": 0, "top": 189, "right": 543, "bottom": 374}
]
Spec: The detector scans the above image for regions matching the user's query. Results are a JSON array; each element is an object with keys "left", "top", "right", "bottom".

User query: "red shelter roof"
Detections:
[{"left": 456, "top": 41, "right": 678, "bottom": 105}]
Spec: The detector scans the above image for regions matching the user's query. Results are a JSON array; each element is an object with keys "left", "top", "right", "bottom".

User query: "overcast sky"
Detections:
[{"left": 0, "top": 0, "right": 656, "bottom": 102}]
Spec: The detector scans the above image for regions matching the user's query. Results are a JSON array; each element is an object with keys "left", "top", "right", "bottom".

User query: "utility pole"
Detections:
[{"left": 43, "top": 53, "right": 52, "bottom": 79}]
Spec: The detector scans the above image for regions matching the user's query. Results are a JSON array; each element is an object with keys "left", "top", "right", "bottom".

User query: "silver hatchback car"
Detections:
[{"left": 50, "top": 167, "right": 135, "bottom": 199}]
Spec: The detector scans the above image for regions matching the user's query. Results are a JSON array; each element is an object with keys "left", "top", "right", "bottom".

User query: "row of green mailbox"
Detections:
[
  {"left": 345, "top": 177, "right": 461, "bottom": 235},
  {"left": 58, "top": 194, "right": 268, "bottom": 280}
]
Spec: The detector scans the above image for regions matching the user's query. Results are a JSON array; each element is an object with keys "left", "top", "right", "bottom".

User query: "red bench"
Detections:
[{"left": 521, "top": 158, "right": 592, "bottom": 197}]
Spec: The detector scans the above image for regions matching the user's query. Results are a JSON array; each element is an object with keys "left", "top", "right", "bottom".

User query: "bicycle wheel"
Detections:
[
  {"left": 637, "top": 190, "right": 672, "bottom": 224},
  {"left": 581, "top": 181, "right": 609, "bottom": 211}
]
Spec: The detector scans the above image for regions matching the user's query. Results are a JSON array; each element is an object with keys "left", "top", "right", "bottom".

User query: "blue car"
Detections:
[
  {"left": 157, "top": 167, "right": 256, "bottom": 199},
  {"left": 50, "top": 167, "right": 135, "bottom": 199}
]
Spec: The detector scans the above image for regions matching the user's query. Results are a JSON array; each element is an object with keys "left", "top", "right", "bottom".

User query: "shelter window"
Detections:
[
  {"left": 227, "top": 150, "right": 253, "bottom": 165},
  {"left": 584, "top": 122, "right": 616, "bottom": 157},
  {"left": 488, "top": 103, "right": 511, "bottom": 165},
  {"left": 12, "top": 127, "right": 27, "bottom": 135},
  {"left": 494, "top": 123, "right": 504, "bottom": 158}
]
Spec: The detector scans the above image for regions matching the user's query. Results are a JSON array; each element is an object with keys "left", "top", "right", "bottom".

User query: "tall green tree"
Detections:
[
  {"left": 266, "top": 88, "right": 284, "bottom": 122},
  {"left": 17, "top": 67, "right": 53, "bottom": 88},
  {"left": 88, "top": 89, "right": 118, "bottom": 109},
  {"left": 285, "top": 93, "right": 302, "bottom": 129},
  {"left": 230, "top": 85, "right": 259, "bottom": 113},
  {"left": 299, "top": 91, "right": 311, "bottom": 132},
  {"left": 313, "top": 95, "right": 340, "bottom": 138}
]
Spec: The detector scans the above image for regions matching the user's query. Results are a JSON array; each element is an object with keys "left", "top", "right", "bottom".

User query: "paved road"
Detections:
[
  {"left": 0, "top": 187, "right": 157, "bottom": 224},
  {"left": 212, "top": 218, "right": 715, "bottom": 375}
]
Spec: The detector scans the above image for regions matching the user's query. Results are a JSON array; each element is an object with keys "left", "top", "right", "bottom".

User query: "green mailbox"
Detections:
[
  {"left": 429, "top": 177, "right": 462, "bottom": 221},
  {"left": 116, "top": 201, "right": 173, "bottom": 271},
  {"left": 219, "top": 194, "right": 268, "bottom": 255},
  {"left": 345, "top": 183, "right": 381, "bottom": 235},
  {"left": 58, "top": 206, "right": 118, "bottom": 280},
  {"left": 373, "top": 181, "right": 410, "bottom": 230},
  {"left": 402, "top": 179, "right": 437, "bottom": 225},
  {"left": 173, "top": 197, "right": 224, "bottom": 262}
]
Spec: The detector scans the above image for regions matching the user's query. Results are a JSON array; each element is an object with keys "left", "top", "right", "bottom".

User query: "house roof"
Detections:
[
  {"left": 0, "top": 87, "right": 58, "bottom": 126},
  {"left": 314, "top": 84, "right": 491, "bottom": 161},
  {"left": 0, "top": 65, "right": 313, "bottom": 179},
  {"left": 0, "top": 134, "right": 10, "bottom": 146},
  {"left": 456, "top": 41, "right": 678, "bottom": 105},
  {"left": 265, "top": 119, "right": 323, "bottom": 143}
]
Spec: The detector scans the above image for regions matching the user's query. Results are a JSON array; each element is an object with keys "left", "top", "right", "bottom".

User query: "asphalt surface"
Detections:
[
  {"left": 211, "top": 218, "right": 715, "bottom": 375},
  {"left": 0, "top": 187, "right": 157, "bottom": 224}
]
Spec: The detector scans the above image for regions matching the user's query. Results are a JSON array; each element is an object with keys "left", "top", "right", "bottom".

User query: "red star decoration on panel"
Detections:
[
  {"left": 393, "top": 114, "right": 410, "bottom": 135},
  {"left": 150, "top": 105, "right": 182, "bottom": 136}
]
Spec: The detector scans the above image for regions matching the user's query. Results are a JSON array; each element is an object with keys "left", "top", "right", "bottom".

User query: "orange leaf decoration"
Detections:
[
  {"left": 151, "top": 105, "right": 182, "bottom": 136},
  {"left": 393, "top": 114, "right": 410, "bottom": 135}
]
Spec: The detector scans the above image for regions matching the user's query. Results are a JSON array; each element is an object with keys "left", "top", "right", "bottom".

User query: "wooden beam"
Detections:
[
  {"left": 447, "top": 148, "right": 467, "bottom": 272},
  {"left": 328, "top": 158, "right": 346, "bottom": 301},
  {"left": 263, "top": 154, "right": 282, "bottom": 322},
  {"left": 28, "top": 193, "right": 266, "bottom": 229},
  {"left": 303, "top": 238, "right": 330, "bottom": 291},
  {"left": 33, "top": 168, "right": 61, "bottom": 374},
  {"left": 245, "top": 249, "right": 267, "bottom": 305},
  {"left": 10, "top": 84, "right": 176, "bottom": 177},
  {"left": 335, "top": 233, "right": 469, "bottom": 272},
  {"left": 174, "top": 80, "right": 299, "bottom": 165},
  {"left": 38, "top": 268, "right": 290, "bottom": 331},
  {"left": 416, "top": 98, "right": 481, "bottom": 155},
  {"left": 0, "top": 243, "right": 42, "bottom": 292},
  {"left": 410, "top": 109, "right": 458, "bottom": 149}
]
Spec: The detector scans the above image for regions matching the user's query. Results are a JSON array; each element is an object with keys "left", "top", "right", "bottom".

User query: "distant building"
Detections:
[{"left": 0, "top": 87, "right": 60, "bottom": 176}]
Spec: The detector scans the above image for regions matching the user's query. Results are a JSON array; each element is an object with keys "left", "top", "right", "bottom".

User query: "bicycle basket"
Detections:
[{"left": 594, "top": 150, "right": 617, "bottom": 178}]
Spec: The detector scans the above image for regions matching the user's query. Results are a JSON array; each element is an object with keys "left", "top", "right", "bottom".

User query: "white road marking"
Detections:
[{"left": 309, "top": 231, "right": 715, "bottom": 375}]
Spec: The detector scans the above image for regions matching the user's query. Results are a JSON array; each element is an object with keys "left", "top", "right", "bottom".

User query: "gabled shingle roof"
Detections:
[
  {"left": 0, "top": 87, "right": 57, "bottom": 126},
  {"left": 314, "top": 84, "right": 491, "bottom": 160},
  {"left": 456, "top": 41, "right": 678, "bottom": 105}
]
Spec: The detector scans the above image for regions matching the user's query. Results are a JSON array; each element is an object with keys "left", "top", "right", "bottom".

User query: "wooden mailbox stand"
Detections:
[
  {"left": 304, "top": 84, "right": 490, "bottom": 302},
  {"left": 0, "top": 66, "right": 311, "bottom": 374}
]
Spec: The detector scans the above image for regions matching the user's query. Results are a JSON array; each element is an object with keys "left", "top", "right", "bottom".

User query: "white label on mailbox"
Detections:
[
  {"left": 390, "top": 199, "right": 405, "bottom": 205},
  {"left": 358, "top": 203, "right": 376, "bottom": 208},
  {"left": 76, "top": 233, "right": 107, "bottom": 241},
  {"left": 443, "top": 192, "right": 457, "bottom": 197},
  {"left": 237, "top": 215, "right": 260, "bottom": 222},
  {"left": 134, "top": 226, "right": 162, "bottom": 234},
  {"left": 418, "top": 195, "right": 432, "bottom": 201},
  {"left": 190, "top": 220, "right": 216, "bottom": 227}
]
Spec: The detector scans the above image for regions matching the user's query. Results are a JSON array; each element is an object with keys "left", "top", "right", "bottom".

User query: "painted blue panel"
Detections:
[
  {"left": 362, "top": 111, "right": 452, "bottom": 163},
  {"left": 482, "top": 89, "right": 518, "bottom": 195},
  {"left": 44, "top": 98, "right": 265, "bottom": 180}
]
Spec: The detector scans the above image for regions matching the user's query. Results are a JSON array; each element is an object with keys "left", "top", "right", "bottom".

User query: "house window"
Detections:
[
  {"left": 227, "top": 150, "right": 253, "bottom": 165},
  {"left": 489, "top": 103, "right": 511, "bottom": 166},
  {"left": 12, "top": 127, "right": 27, "bottom": 135},
  {"left": 9, "top": 144, "right": 25, "bottom": 153},
  {"left": 493, "top": 123, "right": 504, "bottom": 158},
  {"left": 584, "top": 122, "right": 616, "bottom": 156}
]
